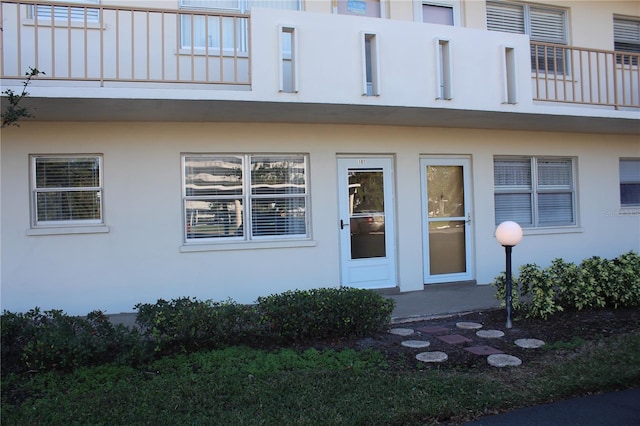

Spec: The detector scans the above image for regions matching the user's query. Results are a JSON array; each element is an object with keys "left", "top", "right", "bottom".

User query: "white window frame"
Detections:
[
  {"left": 494, "top": 156, "right": 576, "bottom": 228},
  {"left": 620, "top": 158, "right": 640, "bottom": 207},
  {"left": 30, "top": 154, "right": 104, "bottom": 228},
  {"left": 415, "top": 1, "right": 460, "bottom": 26},
  {"left": 182, "top": 153, "right": 310, "bottom": 243},
  {"left": 486, "top": 1, "right": 568, "bottom": 74}
]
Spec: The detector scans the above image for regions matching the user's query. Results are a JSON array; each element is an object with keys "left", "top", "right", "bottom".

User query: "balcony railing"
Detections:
[
  {"left": 531, "top": 42, "right": 640, "bottom": 109},
  {"left": 0, "top": 0, "right": 251, "bottom": 86},
  {"left": 1, "top": 1, "right": 638, "bottom": 110}
]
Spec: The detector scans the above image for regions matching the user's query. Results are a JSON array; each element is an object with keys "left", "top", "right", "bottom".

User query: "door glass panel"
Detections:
[
  {"left": 429, "top": 220, "right": 466, "bottom": 274},
  {"left": 427, "top": 166, "right": 464, "bottom": 218},
  {"left": 349, "top": 168, "right": 386, "bottom": 259},
  {"left": 427, "top": 165, "right": 466, "bottom": 275}
]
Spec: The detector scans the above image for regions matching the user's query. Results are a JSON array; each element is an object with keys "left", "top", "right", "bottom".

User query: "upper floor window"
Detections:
[
  {"left": 31, "top": 155, "right": 103, "bottom": 227},
  {"left": 181, "top": 0, "right": 300, "bottom": 13},
  {"left": 183, "top": 154, "right": 309, "bottom": 242},
  {"left": 419, "top": 1, "right": 460, "bottom": 25},
  {"left": 337, "top": 0, "right": 382, "bottom": 18},
  {"left": 614, "top": 17, "right": 640, "bottom": 65},
  {"left": 180, "top": 0, "right": 299, "bottom": 52},
  {"left": 33, "top": 0, "right": 100, "bottom": 22},
  {"left": 620, "top": 159, "right": 640, "bottom": 207},
  {"left": 486, "top": 1, "right": 567, "bottom": 73},
  {"left": 494, "top": 156, "right": 576, "bottom": 228}
]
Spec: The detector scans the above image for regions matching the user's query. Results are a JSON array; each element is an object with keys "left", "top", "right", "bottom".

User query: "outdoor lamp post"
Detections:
[{"left": 496, "top": 220, "right": 523, "bottom": 329}]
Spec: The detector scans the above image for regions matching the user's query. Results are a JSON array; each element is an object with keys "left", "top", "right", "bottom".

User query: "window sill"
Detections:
[
  {"left": 521, "top": 226, "right": 583, "bottom": 236},
  {"left": 23, "top": 19, "right": 103, "bottom": 30},
  {"left": 180, "top": 239, "right": 317, "bottom": 252},
  {"left": 26, "top": 225, "right": 110, "bottom": 236}
]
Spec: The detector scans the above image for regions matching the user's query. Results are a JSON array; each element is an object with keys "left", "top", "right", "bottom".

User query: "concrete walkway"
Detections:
[{"left": 382, "top": 282, "right": 502, "bottom": 324}]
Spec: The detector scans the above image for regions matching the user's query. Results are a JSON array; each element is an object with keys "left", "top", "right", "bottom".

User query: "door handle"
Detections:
[{"left": 340, "top": 219, "right": 349, "bottom": 229}]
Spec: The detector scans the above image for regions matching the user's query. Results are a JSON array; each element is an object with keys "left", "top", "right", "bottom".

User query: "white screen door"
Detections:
[
  {"left": 421, "top": 157, "right": 473, "bottom": 283},
  {"left": 338, "top": 157, "right": 396, "bottom": 289}
]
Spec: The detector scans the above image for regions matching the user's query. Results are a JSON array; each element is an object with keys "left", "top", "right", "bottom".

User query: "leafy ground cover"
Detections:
[{"left": 2, "top": 306, "right": 639, "bottom": 425}]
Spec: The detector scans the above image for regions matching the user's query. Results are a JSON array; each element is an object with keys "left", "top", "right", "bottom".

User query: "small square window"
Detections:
[{"left": 31, "top": 155, "right": 104, "bottom": 226}]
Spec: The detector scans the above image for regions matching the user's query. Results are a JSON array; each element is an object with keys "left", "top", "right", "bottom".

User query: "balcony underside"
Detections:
[{"left": 19, "top": 97, "right": 640, "bottom": 135}]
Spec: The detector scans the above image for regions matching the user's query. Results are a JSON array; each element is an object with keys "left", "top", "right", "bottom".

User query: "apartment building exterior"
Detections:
[{"left": 1, "top": 0, "right": 638, "bottom": 315}]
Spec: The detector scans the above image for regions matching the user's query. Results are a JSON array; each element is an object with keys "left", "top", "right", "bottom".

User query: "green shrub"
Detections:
[
  {"left": 256, "top": 287, "right": 394, "bottom": 342},
  {"left": 610, "top": 251, "right": 640, "bottom": 307},
  {"left": 134, "top": 297, "right": 262, "bottom": 354},
  {"left": 492, "top": 251, "right": 640, "bottom": 319},
  {"left": 4, "top": 287, "right": 395, "bottom": 372},
  {"left": 0, "top": 308, "right": 143, "bottom": 375}
]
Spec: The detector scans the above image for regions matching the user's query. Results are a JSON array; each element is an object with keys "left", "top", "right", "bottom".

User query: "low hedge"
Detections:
[
  {"left": 256, "top": 287, "right": 395, "bottom": 342},
  {"left": 1, "top": 287, "right": 394, "bottom": 374},
  {"left": 0, "top": 309, "right": 144, "bottom": 375},
  {"left": 492, "top": 251, "right": 640, "bottom": 319},
  {"left": 134, "top": 297, "right": 262, "bottom": 354}
]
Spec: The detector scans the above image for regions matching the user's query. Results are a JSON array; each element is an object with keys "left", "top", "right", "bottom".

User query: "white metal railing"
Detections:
[
  {"left": 0, "top": 0, "right": 251, "bottom": 85},
  {"left": 531, "top": 42, "right": 640, "bottom": 109}
]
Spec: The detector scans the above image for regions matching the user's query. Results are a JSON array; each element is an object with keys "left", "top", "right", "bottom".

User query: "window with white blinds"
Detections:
[
  {"left": 614, "top": 17, "right": 640, "bottom": 65},
  {"left": 486, "top": 1, "right": 567, "bottom": 73},
  {"left": 31, "top": 155, "right": 103, "bottom": 226},
  {"left": 620, "top": 159, "right": 640, "bottom": 207},
  {"left": 183, "top": 154, "right": 308, "bottom": 242},
  {"left": 33, "top": 0, "right": 100, "bottom": 22},
  {"left": 494, "top": 157, "right": 575, "bottom": 227}
]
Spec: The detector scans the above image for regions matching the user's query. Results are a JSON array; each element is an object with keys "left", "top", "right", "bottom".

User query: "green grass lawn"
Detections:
[{"left": 3, "top": 333, "right": 639, "bottom": 425}]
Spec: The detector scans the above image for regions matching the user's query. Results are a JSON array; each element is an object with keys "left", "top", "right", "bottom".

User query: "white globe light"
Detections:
[{"left": 496, "top": 221, "right": 523, "bottom": 247}]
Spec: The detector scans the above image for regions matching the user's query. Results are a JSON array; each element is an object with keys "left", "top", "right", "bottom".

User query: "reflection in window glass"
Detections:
[
  {"left": 348, "top": 169, "right": 386, "bottom": 259},
  {"left": 183, "top": 154, "right": 308, "bottom": 241}
]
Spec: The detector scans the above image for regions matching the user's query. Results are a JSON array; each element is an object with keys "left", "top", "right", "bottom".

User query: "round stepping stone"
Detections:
[
  {"left": 401, "top": 340, "right": 431, "bottom": 349},
  {"left": 515, "top": 338, "right": 545, "bottom": 349},
  {"left": 416, "top": 351, "right": 448, "bottom": 363},
  {"left": 476, "top": 329, "right": 505, "bottom": 338},
  {"left": 487, "top": 354, "right": 522, "bottom": 367},
  {"left": 389, "top": 328, "right": 414, "bottom": 336},
  {"left": 456, "top": 321, "right": 483, "bottom": 330}
]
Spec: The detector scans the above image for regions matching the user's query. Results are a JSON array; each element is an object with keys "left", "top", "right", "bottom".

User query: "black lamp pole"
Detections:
[
  {"left": 504, "top": 244, "right": 513, "bottom": 329},
  {"left": 496, "top": 220, "right": 522, "bottom": 330}
]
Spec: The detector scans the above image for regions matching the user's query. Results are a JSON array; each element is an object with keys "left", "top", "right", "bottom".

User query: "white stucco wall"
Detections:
[{"left": 1, "top": 122, "right": 638, "bottom": 315}]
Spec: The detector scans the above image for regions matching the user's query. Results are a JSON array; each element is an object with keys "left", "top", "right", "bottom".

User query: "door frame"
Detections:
[
  {"left": 420, "top": 156, "right": 474, "bottom": 284},
  {"left": 337, "top": 156, "right": 397, "bottom": 289}
]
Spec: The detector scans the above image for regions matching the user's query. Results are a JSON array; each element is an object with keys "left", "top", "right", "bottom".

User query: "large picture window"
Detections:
[
  {"left": 486, "top": 1, "right": 567, "bottom": 74},
  {"left": 494, "top": 156, "right": 576, "bottom": 227},
  {"left": 620, "top": 158, "right": 640, "bottom": 207},
  {"left": 31, "top": 155, "right": 103, "bottom": 226},
  {"left": 183, "top": 154, "right": 308, "bottom": 242}
]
